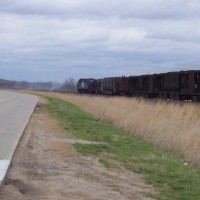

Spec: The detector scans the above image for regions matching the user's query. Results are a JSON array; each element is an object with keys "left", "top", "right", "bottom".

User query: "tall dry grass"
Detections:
[{"left": 36, "top": 92, "right": 200, "bottom": 166}]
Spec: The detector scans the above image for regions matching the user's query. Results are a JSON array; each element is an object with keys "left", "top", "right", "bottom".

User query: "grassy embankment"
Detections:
[
  {"left": 44, "top": 95, "right": 200, "bottom": 200},
  {"left": 36, "top": 92, "right": 200, "bottom": 166}
]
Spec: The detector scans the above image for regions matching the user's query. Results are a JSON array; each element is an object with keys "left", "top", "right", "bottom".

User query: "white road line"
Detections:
[{"left": 0, "top": 160, "right": 10, "bottom": 184}]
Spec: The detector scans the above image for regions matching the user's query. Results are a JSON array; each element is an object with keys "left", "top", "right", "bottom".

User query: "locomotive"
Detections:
[{"left": 77, "top": 70, "right": 200, "bottom": 101}]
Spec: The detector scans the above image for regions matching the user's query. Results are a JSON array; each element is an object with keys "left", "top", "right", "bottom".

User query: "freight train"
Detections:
[{"left": 77, "top": 70, "right": 200, "bottom": 101}]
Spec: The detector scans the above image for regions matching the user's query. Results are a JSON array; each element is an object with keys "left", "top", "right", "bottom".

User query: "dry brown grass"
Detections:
[{"left": 33, "top": 91, "right": 200, "bottom": 166}]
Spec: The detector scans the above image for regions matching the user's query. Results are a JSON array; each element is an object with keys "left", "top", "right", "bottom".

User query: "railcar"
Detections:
[
  {"left": 185, "top": 70, "right": 200, "bottom": 101},
  {"left": 118, "top": 76, "right": 130, "bottom": 96},
  {"left": 129, "top": 75, "right": 154, "bottom": 98},
  {"left": 101, "top": 77, "right": 120, "bottom": 95},
  {"left": 152, "top": 70, "right": 200, "bottom": 101},
  {"left": 77, "top": 70, "right": 200, "bottom": 101}
]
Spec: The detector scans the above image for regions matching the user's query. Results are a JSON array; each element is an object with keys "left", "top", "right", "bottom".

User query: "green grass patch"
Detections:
[
  {"left": 45, "top": 96, "right": 200, "bottom": 200},
  {"left": 74, "top": 143, "right": 109, "bottom": 155},
  {"left": 99, "top": 159, "right": 112, "bottom": 169}
]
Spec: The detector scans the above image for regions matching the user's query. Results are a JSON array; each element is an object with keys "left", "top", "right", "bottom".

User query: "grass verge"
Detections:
[
  {"left": 98, "top": 159, "right": 112, "bottom": 169},
  {"left": 45, "top": 96, "right": 200, "bottom": 200}
]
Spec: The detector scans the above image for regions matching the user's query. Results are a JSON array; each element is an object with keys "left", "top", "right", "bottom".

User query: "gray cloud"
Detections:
[
  {"left": 0, "top": 0, "right": 200, "bottom": 81},
  {"left": 1, "top": 0, "right": 200, "bottom": 19}
]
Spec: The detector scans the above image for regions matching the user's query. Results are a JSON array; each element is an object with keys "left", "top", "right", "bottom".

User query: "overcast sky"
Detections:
[{"left": 0, "top": 0, "right": 200, "bottom": 81}]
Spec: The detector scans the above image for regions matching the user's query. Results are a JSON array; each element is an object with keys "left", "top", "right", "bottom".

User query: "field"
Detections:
[
  {"left": 34, "top": 92, "right": 200, "bottom": 166},
  {"left": 43, "top": 95, "right": 200, "bottom": 199},
  {"left": 4, "top": 91, "right": 199, "bottom": 199},
  {"left": 6, "top": 90, "right": 198, "bottom": 199}
]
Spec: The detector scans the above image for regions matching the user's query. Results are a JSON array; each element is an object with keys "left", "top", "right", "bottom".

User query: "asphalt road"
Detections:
[{"left": 0, "top": 91, "right": 37, "bottom": 184}]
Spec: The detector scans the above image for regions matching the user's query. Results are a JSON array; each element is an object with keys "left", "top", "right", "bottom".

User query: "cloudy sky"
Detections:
[{"left": 0, "top": 0, "right": 200, "bottom": 81}]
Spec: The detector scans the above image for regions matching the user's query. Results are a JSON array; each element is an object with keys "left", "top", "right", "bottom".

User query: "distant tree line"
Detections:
[{"left": 0, "top": 78, "right": 77, "bottom": 92}]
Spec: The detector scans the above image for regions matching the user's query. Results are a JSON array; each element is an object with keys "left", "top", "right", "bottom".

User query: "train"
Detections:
[{"left": 77, "top": 70, "right": 200, "bottom": 101}]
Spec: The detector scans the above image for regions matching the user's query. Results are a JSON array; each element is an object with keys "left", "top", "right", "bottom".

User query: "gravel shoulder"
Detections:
[{"left": 0, "top": 99, "right": 155, "bottom": 200}]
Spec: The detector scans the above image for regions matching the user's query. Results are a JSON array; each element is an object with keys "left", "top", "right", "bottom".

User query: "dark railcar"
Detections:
[
  {"left": 129, "top": 75, "right": 153, "bottom": 98},
  {"left": 118, "top": 76, "right": 130, "bottom": 95},
  {"left": 140, "top": 75, "right": 154, "bottom": 98},
  {"left": 129, "top": 76, "right": 140, "bottom": 96},
  {"left": 152, "top": 70, "right": 200, "bottom": 101},
  {"left": 153, "top": 73, "right": 165, "bottom": 98},
  {"left": 187, "top": 70, "right": 200, "bottom": 101},
  {"left": 101, "top": 77, "right": 120, "bottom": 95},
  {"left": 153, "top": 72, "right": 180, "bottom": 99}
]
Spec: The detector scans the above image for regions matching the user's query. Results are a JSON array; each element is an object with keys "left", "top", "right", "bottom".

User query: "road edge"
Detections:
[{"left": 0, "top": 94, "right": 38, "bottom": 186}]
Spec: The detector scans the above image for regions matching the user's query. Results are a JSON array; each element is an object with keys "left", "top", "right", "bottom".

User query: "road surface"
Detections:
[{"left": 0, "top": 91, "right": 37, "bottom": 184}]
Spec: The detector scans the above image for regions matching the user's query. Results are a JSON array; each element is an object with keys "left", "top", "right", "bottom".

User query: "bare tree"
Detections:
[
  {"left": 56, "top": 78, "right": 77, "bottom": 92},
  {"left": 65, "top": 78, "right": 77, "bottom": 92}
]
